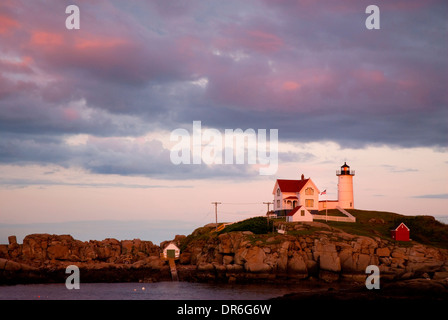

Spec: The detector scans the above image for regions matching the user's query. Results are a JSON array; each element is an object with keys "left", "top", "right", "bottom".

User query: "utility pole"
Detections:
[
  {"left": 263, "top": 201, "right": 274, "bottom": 229},
  {"left": 263, "top": 201, "right": 273, "bottom": 213},
  {"left": 211, "top": 202, "right": 221, "bottom": 231}
]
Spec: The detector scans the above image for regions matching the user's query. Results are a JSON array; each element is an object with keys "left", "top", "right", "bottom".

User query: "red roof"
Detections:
[
  {"left": 284, "top": 196, "right": 298, "bottom": 200},
  {"left": 392, "top": 222, "right": 410, "bottom": 231},
  {"left": 276, "top": 179, "right": 309, "bottom": 193},
  {"left": 287, "top": 206, "right": 302, "bottom": 216}
]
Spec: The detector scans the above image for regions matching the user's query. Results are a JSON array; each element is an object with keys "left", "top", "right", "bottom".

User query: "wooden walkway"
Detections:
[{"left": 168, "top": 258, "right": 179, "bottom": 281}]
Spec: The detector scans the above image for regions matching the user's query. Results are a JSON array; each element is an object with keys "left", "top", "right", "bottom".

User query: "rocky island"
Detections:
[{"left": 1, "top": 210, "right": 448, "bottom": 300}]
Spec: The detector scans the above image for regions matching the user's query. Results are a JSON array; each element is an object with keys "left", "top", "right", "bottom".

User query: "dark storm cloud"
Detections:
[
  {"left": 0, "top": 132, "right": 261, "bottom": 179},
  {"left": 0, "top": 0, "right": 446, "bottom": 179}
]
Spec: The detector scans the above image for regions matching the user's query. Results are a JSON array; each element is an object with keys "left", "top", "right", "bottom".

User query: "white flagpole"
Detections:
[{"left": 325, "top": 190, "right": 328, "bottom": 222}]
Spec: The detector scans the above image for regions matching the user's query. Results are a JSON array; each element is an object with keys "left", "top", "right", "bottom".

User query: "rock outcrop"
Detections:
[
  {"left": 0, "top": 234, "right": 169, "bottom": 284},
  {"left": 1, "top": 222, "right": 447, "bottom": 285},
  {"left": 178, "top": 222, "right": 448, "bottom": 283},
  {"left": 2, "top": 233, "right": 160, "bottom": 265}
]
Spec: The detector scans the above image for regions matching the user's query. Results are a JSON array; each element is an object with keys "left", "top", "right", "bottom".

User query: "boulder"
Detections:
[
  {"left": 0, "top": 258, "right": 37, "bottom": 271},
  {"left": 406, "top": 260, "right": 445, "bottom": 273},
  {"left": 222, "top": 255, "right": 233, "bottom": 265},
  {"left": 355, "top": 253, "right": 372, "bottom": 271},
  {"left": 433, "top": 272, "right": 448, "bottom": 280},
  {"left": 8, "top": 236, "right": 17, "bottom": 245},
  {"left": 132, "top": 256, "right": 164, "bottom": 270},
  {"left": 276, "top": 241, "right": 290, "bottom": 272},
  {"left": 287, "top": 252, "right": 308, "bottom": 274},
  {"left": 218, "top": 233, "right": 234, "bottom": 254},
  {"left": 47, "top": 244, "right": 70, "bottom": 260},
  {"left": 179, "top": 252, "right": 192, "bottom": 265},
  {"left": 245, "top": 261, "right": 271, "bottom": 273},
  {"left": 121, "top": 240, "right": 134, "bottom": 255},
  {"left": 339, "top": 248, "right": 355, "bottom": 272},
  {"left": 313, "top": 240, "right": 341, "bottom": 272},
  {"left": 197, "top": 263, "right": 214, "bottom": 272},
  {"left": 225, "top": 264, "right": 244, "bottom": 272},
  {"left": 234, "top": 248, "right": 247, "bottom": 265},
  {"left": 22, "top": 234, "right": 50, "bottom": 261},
  {"left": 391, "top": 248, "right": 407, "bottom": 259},
  {"left": 243, "top": 247, "right": 270, "bottom": 273},
  {"left": 319, "top": 252, "right": 341, "bottom": 272},
  {"left": 376, "top": 247, "right": 390, "bottom": 257}
]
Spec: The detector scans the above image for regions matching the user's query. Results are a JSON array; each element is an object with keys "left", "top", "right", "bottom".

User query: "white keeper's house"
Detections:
[
  {"left": 273, "top": 174, "right": 320, "bottom": 217},
  {"left": 272, "top": 162, "right": 355, "bottom": 219}
]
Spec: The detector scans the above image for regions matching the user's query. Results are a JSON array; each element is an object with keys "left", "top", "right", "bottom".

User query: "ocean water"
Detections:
[
  {"left": 0, "top": 281, "right": 322, "bottom": 300},
  {"left": 436, "top": 216, "right": 448, "bottom": 224}
]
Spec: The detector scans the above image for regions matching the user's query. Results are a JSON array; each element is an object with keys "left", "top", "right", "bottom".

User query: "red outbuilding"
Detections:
[{"left": 391, "top": 222, "right": 410, "bottom": 241}]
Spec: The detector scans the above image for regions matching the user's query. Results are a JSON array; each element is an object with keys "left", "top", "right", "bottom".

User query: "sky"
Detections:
[{"left": 0, "top": 0, "right": 447, "bottom": 244}]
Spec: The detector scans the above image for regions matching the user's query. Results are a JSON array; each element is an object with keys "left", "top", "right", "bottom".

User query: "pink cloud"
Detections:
[
  {"left": 282, "top": 81, "right": 301, "bottom": 91},
  {"left": 214, "top": 24, "right": 284, "bottom": 54},
  {"left": 243, "top": 30, "right": 284, "bottom": 53},
  {"left": 0, "top": 14, "right": 19, "bottom": 35},
  {"left": 63, "top": 108, "right": 80, "bottom": 122},
  {"left": 31, "top": 31, "right": 64, "bottom": 46},
  {"left": 353, "top": 69, "right": 386, "bottom": 84},
  {"left": 74, "top": 37, "right": 128, "bottom": 50}
]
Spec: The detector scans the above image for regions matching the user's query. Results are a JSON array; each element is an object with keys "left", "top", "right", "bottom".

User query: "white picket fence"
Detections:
[
  {"left": 313, "top": 206, "right": 356, "bottom": 222},
  {"left": 313, "top": 215, "right": 355, "bottom": 222}
]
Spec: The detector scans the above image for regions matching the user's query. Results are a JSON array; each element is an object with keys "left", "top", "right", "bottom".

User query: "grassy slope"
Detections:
[
  {"left": 180, "top": 210, "right": 448, "bottom": 250},
  {"left": 327, "top": 209, "right": 448, "bottom": 248}
]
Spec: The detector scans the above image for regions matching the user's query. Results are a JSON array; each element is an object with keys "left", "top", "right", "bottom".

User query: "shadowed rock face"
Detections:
[
  {"left": 0, "top": 233, "right": 169, "bottom": 284},
  {"left": 177, "top": 223, "right": 448, "bottom": 283},
  {"left": 2, "top": 233, "right": 160, "bottom": 265},
  {"left": 1, "top": 223, "right": 447, "bottom": 286}
]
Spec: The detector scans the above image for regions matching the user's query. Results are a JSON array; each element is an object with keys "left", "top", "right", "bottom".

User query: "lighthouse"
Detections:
[{"left": 337, "top": 162, "right": 355, "bottom": 209}]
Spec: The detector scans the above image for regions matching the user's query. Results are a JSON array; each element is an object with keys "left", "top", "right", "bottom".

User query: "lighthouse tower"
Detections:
[{"left": 337, "top": 162, "right": 355, "bottom": 209}]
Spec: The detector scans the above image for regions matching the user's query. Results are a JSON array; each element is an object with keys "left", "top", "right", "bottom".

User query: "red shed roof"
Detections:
[
  {"left": 392, "top": 222, "right": 410, "bottom": 231},
  {"left": 286, "top": 206, "right": 303, "bottom": 216}
]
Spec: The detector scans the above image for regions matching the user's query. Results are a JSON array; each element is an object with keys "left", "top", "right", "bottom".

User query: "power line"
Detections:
[{"left": 220, "top": 202, "right": 263, "bottom": 205}]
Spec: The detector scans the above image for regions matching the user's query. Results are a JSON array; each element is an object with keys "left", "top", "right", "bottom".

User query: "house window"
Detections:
[
  {"left": 301, "top": 210, "right": 305, "bottom": 216},
  {"left": 305, "top": 188, "right": 314, "bottom": 195},
  {"left": 277, "top": 200, "right": 280, "bottom": 208},
  {"left": 305, "top": 199, "right": 314, "bottom": 208},
  {"left": 277, "top": 188, "right": 280, "bottom": 196}
]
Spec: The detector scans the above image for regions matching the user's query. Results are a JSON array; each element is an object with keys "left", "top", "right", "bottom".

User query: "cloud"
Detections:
[
  {"left": 0, "top": 0, "right": 446, "bottom": 182},
  {"left": 0, "top": 133, "right": 262, "bottom": 180},
  {"left": 278, "top": 151, "right": 316, "bottom": 163},
  {"left": 0, "top": 177, "right": 192, "bottom": 190},
  {"left": 381, "top": 165, "right": 419, "bottom": 173},
  {"left": 412, "top": 194, "right": 448, "bottom": 199}
]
